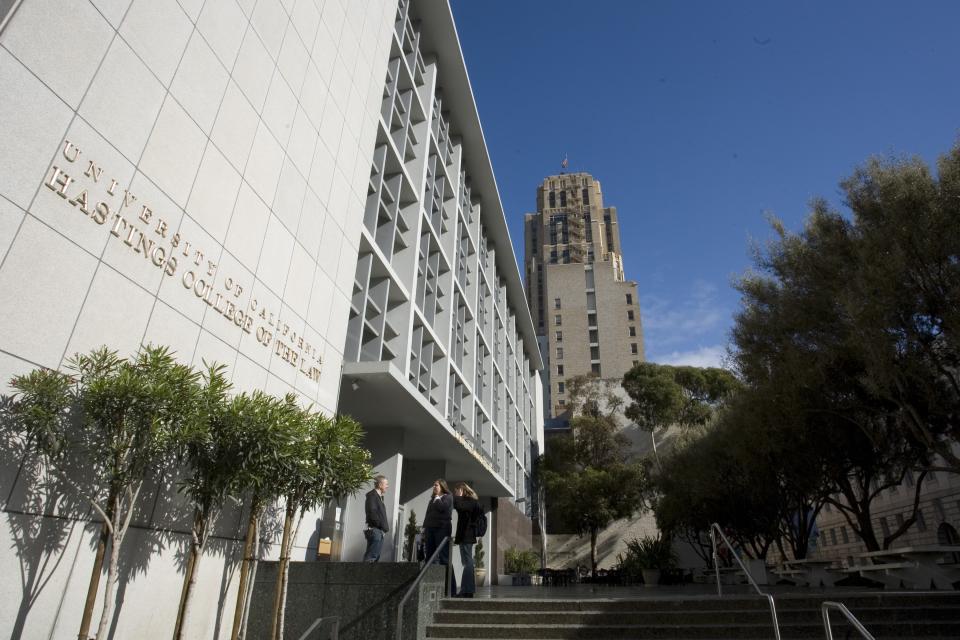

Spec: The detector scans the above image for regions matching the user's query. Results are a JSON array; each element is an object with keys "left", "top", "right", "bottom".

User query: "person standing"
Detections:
[
  {"left": 423, "top": 479, "right": 455, "bottom": 592},
  {"left": 453, "top": 482, "right": 481, "bottom": 598},
  {"left": 363, "top": 475, "right": 389, "bottom": 562}
]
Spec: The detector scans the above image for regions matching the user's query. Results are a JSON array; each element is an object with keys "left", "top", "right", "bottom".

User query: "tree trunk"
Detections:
[
  {"left": 589, "top": 528, "right": 598, "bottom": 578},
  {"left": 78, "top": 485, "right": 119, "bottom": 640},
  {"left": 270, "top": 504, "right": 296, "bottom": 640},
  {"left": 77, "top": 515, "right": 112, "bottom": 640},
  {"left": 95, "top": 497, "right": 123, "bottom": 640},
  {"left": 173, "top": 508, "right": 207, "bottom": 640},
  {"left": 231, "top": 504, "right": 260, "bottom": 640}
]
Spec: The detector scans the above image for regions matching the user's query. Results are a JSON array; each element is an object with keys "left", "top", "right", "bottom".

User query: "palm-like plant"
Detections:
[{"left": 269, "top": 410, "right": 372, "bottom": 640}]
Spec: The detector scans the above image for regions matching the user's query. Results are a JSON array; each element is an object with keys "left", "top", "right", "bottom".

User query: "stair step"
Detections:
[
  {"left": 426, "top": 622, "right": 960, "bottom": 639},
  {"left": 433, "top": 606, "right": 960, "bottom": 625},
  {"left": 427, "top": 594, "right": 960, "bottom": 639}
]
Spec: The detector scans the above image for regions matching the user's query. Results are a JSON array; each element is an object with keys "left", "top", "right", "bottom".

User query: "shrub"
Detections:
[{"left": 504, "top": 547, "right": 539, "bottom": 575}]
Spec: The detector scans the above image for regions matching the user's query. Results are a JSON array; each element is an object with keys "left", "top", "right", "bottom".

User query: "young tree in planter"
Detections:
[
  {"left": 270, "top": 410, "right": 372, "bottom": 640},
  {"left": 172, "top": 362, "right": 236, "bottom": 640},
  {"left": 8, "top": 345, "right": 200, "bottom": 640},
  {"left": 230, "top": 392, "right": 305, "bottom": 640}
]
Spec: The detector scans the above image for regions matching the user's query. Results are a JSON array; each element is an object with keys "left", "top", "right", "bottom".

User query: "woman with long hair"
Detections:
[
  {"left": 423, "top": 479, "right": 455, "bottom": 592},
  {"left": 453, "top": 482, "right": 482, "bottom": 597}
]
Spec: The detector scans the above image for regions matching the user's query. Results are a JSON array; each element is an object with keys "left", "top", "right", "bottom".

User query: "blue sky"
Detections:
[{"left": 449, "top": 0, "right": 960, "bottom": 368}]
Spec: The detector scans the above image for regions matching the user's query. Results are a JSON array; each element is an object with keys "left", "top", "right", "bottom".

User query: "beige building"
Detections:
[{"left": 523, "top": 172, "right": 644, "bottom": 419}]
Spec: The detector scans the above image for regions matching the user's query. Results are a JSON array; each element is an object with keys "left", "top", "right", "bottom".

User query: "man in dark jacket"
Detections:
[{"left": 363, "top": 475, "right": 389, "bottom": 561}]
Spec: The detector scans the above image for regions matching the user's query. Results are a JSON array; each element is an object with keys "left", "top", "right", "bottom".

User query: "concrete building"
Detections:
[
  {"left": 0, "top": 0, "right": 542, "bottom": 637},
  {"left": 523, "top": 172, "right": 644, "bottom": 419}
]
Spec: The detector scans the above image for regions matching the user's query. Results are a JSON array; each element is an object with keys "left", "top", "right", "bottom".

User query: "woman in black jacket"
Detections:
[
  {"left": 453, "top": 482, "right": 482, "bottom": 597},
  {"left": 423, "top": 478, "right": 454, "bottom": 590}
]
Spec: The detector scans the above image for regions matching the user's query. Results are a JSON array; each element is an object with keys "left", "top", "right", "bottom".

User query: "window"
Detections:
[
  {"left": 589, "top": 329, "right": 598, "bottom": 343},
  {"left": 895, "top": 513, "right": 905, "bottom": 528},
  {"left": 555, "top": 331, "right": 563, "bottom": 342},
  {"left": 591, "top": 363, "right": 601, "bottom": 375},
  {"left": 556, "top": 347, "right": 563, "bottom": 360},
  {"left": 830, "top": 529, "right": 838, "bottom": 545},
  {"left": 582, "top": 188, "right": 589, "bottom": 204},
  {"left": 557, "top": 364, "right": 564, "bottom": 376},
  {"left": 840, "top": 526, "right": 849, "bottom": 543},
  {"left": 560, "top": 191, "right": 567, "bottom": 207},
  {"left": 631, "top": 343, "right": 638, "bottom": 354},
  {"left": 629, "top": 326, "right": 636, "bottom": 337},
  {"left": 933, "top": 498, "right": 946, "bottom": 520},
  {"left": 632, "top": 360, "right": 639, "bottom": 366},
  {"left": 548, "top": 191, "right": 555, "bottom": 208},
  {"left": 557, "top": 382, "right": 565, "bottom": 394},
  {"left": 626, "top": 293, "right": 633, "bottom": 305},
  {"left": 627, "top": 310, "right": 635, "bottom": 321},
  {"left": 590, "top": 346, "right": 599, "bottom": 360},
  {"left": 558, "top": 399, "right": 565, "bottom": 407},
  {"left": 554, "top": 297, "right": 561, "bottom": 309},
  {"left": 554, "top": 314, "right": 562, "bottom": 326},
  {"left": 905, "top": 471, "right": 914, "bottom": 487},
  {"left": 917, "top": 508, "right": 927, "bottom": 532},
  {"left": 879, "top": 517, "right": 891, "bottom": 537}
]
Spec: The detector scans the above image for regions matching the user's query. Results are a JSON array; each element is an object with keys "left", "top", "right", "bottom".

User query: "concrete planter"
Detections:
[{"left": 475, "top": 568, "right": 487, "bottom": 587}]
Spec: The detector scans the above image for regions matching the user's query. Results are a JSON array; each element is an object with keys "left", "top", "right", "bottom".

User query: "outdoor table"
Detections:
[
  {"left": 855, "top": 546, "right": 960, "bottom": 589},
  {"left": 780, "top": 558, "right": 839, "bottom": 587}
]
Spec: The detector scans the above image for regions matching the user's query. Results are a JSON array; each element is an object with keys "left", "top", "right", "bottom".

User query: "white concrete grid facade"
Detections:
[{"left": 336, "top": 0, "right": 544, "bottom": 564}]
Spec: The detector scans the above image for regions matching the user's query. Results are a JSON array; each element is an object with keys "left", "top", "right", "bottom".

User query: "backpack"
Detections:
[{"left": 475, "top": 509, "right": 488, "bottom": 538}]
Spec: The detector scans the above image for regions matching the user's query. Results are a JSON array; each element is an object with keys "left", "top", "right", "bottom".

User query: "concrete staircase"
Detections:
[{"left": 425, "top": 593, "right": 960, "bottom": 639}]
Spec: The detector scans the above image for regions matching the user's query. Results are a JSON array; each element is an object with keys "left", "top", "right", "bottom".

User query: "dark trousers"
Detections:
[
  {"left": 424, "top": 525, "right": 456, "bottom": 594},
  {"left": 458, "top": 543, "right": 475, "bottom": 595},
  {"left": 363, "top": 528, "right": 384, "bottom": 562}
]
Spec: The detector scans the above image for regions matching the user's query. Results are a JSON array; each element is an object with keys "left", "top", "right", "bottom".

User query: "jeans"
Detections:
[
  {"left": 458, "top": 543, "right": 475, "bottom": 595},
  {"left": 424, "top": 526, "right": 456, "bottom": 594},
  {"left": 363, "top": 528, "right": 384, "bottom": 562}
]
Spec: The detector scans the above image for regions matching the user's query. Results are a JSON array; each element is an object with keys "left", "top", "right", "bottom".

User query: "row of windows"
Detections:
[{"left": 547, "top": 188, "right": 591, "bottom": 209}]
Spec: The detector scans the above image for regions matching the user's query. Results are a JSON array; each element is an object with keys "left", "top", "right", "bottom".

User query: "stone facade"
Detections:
[{"left": 524, "top": 172, "right": 644, "bottom": 419}]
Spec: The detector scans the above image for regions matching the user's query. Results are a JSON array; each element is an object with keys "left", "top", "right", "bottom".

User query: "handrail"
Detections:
[
  {"left": 395, "top": 536, "right": 452, "bottom": 640},
  {"left": 710, "top": 523, "right": 781, "bottom": 640},
  {"left": 821, "top": 601, "right": 875, "bottom": 640},
  {"left": 296, "top": 616, "right": 339, "bottom": 640}
]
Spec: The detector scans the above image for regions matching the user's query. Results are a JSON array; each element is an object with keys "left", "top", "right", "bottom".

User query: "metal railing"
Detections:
[
  {"left": 710, "top": 523, "right": 781, "bottom": 640},
  {"left": 821, "top": 601, "right": 875, "bottom": 640},
  {"left": 296, "top": 616, "right": 339, "bottom": 640},
  {"left": 395, "top": 536, "right": 452, "bottom": 640}
]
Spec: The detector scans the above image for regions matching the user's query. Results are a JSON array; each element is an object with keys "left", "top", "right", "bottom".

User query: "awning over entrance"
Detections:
[{"left": 339, "top": 361, "right": 513, "bottom": 497}]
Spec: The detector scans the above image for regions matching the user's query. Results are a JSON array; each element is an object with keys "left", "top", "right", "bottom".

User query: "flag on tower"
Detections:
[{"left": 561, "top": 155, "right": 569, "bottom": 169}]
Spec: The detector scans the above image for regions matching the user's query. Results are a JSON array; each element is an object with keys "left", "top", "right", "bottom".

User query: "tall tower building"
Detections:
[{"left": 524, "top": 172, "right": 644, "bottom": 419}]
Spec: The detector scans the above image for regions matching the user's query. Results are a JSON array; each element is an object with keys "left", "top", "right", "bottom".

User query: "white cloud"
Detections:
[
  {"left": 650, "top": 345, "right": 728, "bottom": 369},
  {"left": 640, "top": 279, "right": 729, "bottom": 349}
]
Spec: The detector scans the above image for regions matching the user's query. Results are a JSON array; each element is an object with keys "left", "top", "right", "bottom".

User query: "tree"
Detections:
[
  {"left": 8, "top": 346, "right": 200, "bottom": 640},
  {"left": 270, "top": 410, "right": 371, "bottom": 640},
  {"left": 623, "top": 362, "right": 740, "bottom": 467},
  {"left": 539, "top": 377, "right": 645, "bottom": 577},
  {"left": 172, "top": 363, "right": 237, "bottom": 640},
  {"left": 229, "top": 391, "right": 306, "bottom": 640},
  {"left": 732, "top": 193, "right": 936, "bottom": 552}
]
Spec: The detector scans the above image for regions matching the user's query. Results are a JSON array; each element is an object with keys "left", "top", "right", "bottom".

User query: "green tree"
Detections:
[
  {"left": 172, "top": 363, "right": 238, "bottom": 640},
  {"left": 8, "top": 346, "right": 200, "bottom": 640},
  {"left": 229, "top": 391, "right": 309, "bottom": 640},
  {"left": 539, "top": 377, "right": 645, "bottom": 577},
  {"left": 622, "top": 362, "right": 740, "bottom": 467},
  {"left": 270, "top": 410, "right": 371, "bottom": 640}
]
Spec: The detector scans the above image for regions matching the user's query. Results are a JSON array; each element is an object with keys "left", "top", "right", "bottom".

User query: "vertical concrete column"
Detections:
[{"left": 341, "top": 429, "right": 404, "bottom": 562}]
